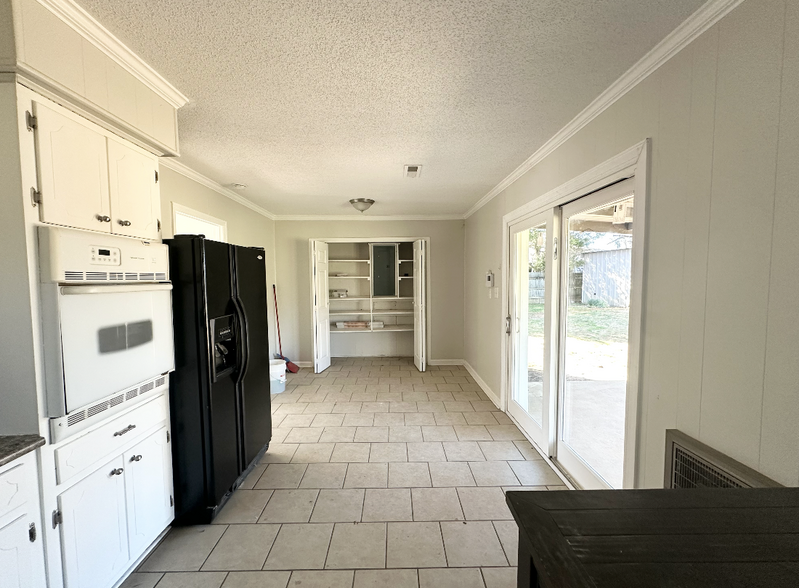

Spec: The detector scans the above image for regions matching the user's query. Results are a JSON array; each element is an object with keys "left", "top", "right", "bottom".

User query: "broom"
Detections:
[{"left": 273, "top": 285, "right": 299, "bottom": 373}]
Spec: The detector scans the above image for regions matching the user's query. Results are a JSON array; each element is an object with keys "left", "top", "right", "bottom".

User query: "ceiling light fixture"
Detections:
[{"left": 349, "top": 198, "right": 375, "bottom": 213}]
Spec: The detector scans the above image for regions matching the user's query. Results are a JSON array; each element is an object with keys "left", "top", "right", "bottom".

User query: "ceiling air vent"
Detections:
[
  {"left": 665, "top": 430, "right": 781, "bottom": 489},
  {"left": 404, "top": 164, "right": 422, "bottom": 179}
]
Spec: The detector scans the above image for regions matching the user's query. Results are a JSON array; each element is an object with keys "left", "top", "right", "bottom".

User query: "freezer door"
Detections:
[{"left": 233, "top": 246, "right": 272, "bottom": 468}]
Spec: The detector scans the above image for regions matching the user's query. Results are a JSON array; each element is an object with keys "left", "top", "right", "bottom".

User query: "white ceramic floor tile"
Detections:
[
  {"left": 213, "top": 490, "right": 273, "bottom": 524},
  {"left": 369, "top": 443, "right": 408, "bottom": 462},
  {"left": 140, "top": 526, "right": 227, "bottom": 572},
  {"left": 389, "top": 426, "right": 424, "bottom": 442},
  {"left": 492, "top": 521, "right": 519, "bottom": 565},
  {"left": 411, "top": 487, "right": 464, "bottom": 521},
  {"left": 419, "top": 568, "right": 485, "bottom": 588},
  {"left": 407, "top": 442, "right": 446, "bottom": 462},
  {"left": 443, "top": 442, "right": 485, "bottom": 462},
  {"left": 291, "top": 443, "right": 335, "bottom": 463},
  {"left": 255, "top": 464, "right": 308, "bottom": 489},
  {"left": 287, "top": 571, "right": 353, "bottom": 588},
  {"left": 478, "top": 442, "right": 525, "bottom": 461},
  {"left": 440, "top": 521, "right": 508, "bottom": 567},
  {"left": 330, "top": 443, "right": 371, "bottom": 463},
  {"left": 261, "top": 444, "right": 299, "bottom": 464},
  {"left": 386, "top": 522, "right": 447, "bottom": 568},
  {"left": 421, "top": 426, "right": 458, "bottom": 442},
  {"left": 202, "top": 524, "right": 280, "bottom": 570},
  {"left": 325, "top": 522, "right": 386, "bottom": 569},
  {"left": 469, "top": 462, "right": 520, "bottom": 486},
  {"left": 259, "top": 489, "right": 319, "bottom": 523},
  {"left": 508, "top": 461, "right": 563, "bottom": 485},
  {"left": 353, "top": 569, "right": 418, "bottom": 588},
  {"left": 299, "top": 463, "right": 348, "bottom": 488},
  {"left": 263, "top": 524, "right": 333, "bottom": 570},
  {"left": 429, "top": 462, "right": 476, "bottom": 487},
  {"left": 220, "top": 571, "right": 290, "bottom": 588},
  {"left": 344, "top": 463, "right": 389, "bottom": 488},
  {"left": 481, "top": 567, "right": 517, "bottom": 588},
  {"left": 362, "top": 488, "right": 413, "bottom": 522},
  {"left": 457, "top": 487, "right": 512, "bottom": 520},
  {"left": 155, "top": 572, "right": 228, "bottom": 588},
  {"left": 388, "top": 462, "right": 432, "bottom": 488},
  {"left": 319, "top": 427, "right": 357, "bottom": 443},
  {"left": 310, "top": 488, "right": 365, "bottom": 522},
  {"left": 354, "top": 426, "right": 389, "bottom": 443}
]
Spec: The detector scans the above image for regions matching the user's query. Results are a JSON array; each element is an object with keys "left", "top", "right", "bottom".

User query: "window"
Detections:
[{"left": 172, "top": 203, "right": 228, "bottom": 242}]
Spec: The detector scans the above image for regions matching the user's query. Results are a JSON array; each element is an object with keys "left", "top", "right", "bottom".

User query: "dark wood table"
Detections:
[{"left": 506, "top": 487, "right": 799, "bottom": 588}]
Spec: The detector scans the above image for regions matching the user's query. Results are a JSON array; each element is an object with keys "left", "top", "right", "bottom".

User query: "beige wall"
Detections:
[
  {"left": 275, "top": 220, "right": 465, "bottom": 363},
  {"left": 158, "top": 166, "right": 278, "bottom": 358},
  {"left": 465, "top": 0, "right": 799, "bottom": 487}
]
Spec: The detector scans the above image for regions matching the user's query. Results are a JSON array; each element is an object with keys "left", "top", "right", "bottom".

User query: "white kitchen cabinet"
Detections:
[
  {"left": 108, "top": 138, "right": 160, "bottom": 240},
  {"left": 58, "top": 457, "right": 130, "bottom": 588},
  {"left": 33, "top": 101, "right": 112, "bottom": 233},
  {"left": 124, "top": 427, "right": 173, "bottom": 555},
  {"left": 0, "top": 452, "right": 48, "bottom": 588},
  {"left": 30, "top": 98, "right": 162, "bottom": 241}
]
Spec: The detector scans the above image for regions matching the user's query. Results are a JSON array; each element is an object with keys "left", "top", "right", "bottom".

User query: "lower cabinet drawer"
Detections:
[
  {"left": 55, "top": 394, "right": 167, "bottom": 485},
  {"left": 0, "top": 462, "right": 30, "bottom": 520}
]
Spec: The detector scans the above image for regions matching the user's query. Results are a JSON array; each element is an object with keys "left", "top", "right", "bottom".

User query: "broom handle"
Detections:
[{"left": 273, "top": 284, "right": 284, "bottom": 357}]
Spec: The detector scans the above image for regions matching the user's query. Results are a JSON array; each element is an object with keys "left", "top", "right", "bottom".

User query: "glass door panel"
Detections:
[
  {"left": 508, "top": 211, "right": 555, "bottom": 451},
  {"left": 557, "top": 180, "right": 635, "bottom": 489}
]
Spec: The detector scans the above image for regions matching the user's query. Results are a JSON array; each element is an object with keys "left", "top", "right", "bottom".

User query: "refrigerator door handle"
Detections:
[{"left": 232, "top": 295, "right": 250, "bottom": 384}]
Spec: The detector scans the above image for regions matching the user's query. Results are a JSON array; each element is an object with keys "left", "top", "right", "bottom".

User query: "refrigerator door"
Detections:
[
  {"left": 203, "top": 240, "right": 243, "bottom": 504},
  {"left": 233, "top": 245, "right": 273, "bottom": 468}
]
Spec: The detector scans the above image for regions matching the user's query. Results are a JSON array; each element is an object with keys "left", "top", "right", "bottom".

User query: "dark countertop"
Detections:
[
  {"left": 0, "top": 435, "right": 46, "bottom": 467},
  {"left": 507, "top": 487, "right": 799, "bottom": 588}
]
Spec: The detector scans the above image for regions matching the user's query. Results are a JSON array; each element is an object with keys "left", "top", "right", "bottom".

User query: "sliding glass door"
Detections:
[
  {"left": 507, "top": 211, "right": 556, "bottom": 451},
  {"left": 507, "top": 179, "right": 637, "bottom": 489}
]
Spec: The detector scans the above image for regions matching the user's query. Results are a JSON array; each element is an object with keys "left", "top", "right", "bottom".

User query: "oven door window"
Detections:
[{"left": 58, "top": 288, "right": 174, "bottom": 412}]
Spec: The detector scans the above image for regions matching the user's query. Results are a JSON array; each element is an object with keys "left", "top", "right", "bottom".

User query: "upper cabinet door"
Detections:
[
  {"left": 108, "top": 138, "right": 161, "bottom": 240},
  {"left": 33, "top": 102, "right": 111, "bottom": 233}
]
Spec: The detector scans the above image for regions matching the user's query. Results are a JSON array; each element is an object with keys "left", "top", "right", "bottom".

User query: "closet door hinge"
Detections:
[
  {"left": 170, "top": 495, "right": 174, "bottom": 507},
  {"left": 31, "top": 187, "right": 41, "bottom": 207},
  {"left": 26, "top": 111, "right": 37, "bottom": 131},
  {"left": 505, "top": 316, "right": 512, "bottom": 335},
  {"left": 166, "top": 430, "right": 170, "bottom": 443},
  {"left": 154, "top": 170, "right": 159, "bottom": 183},
  {"left": 51, "top": 510, "right": 62, "bottom": 529}
]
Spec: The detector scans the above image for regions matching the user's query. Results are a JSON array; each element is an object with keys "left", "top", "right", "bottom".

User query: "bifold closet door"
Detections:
[
  {"left": 312, "top": 241, "right": 331, "bottom": 372},
  {"left": 413, "top": 239, "right": 426, "bottom": 372}
]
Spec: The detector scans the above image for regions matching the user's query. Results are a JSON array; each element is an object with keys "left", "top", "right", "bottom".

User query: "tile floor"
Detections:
[{"left": 123, "top": 358, "right": 567, "bottom": 588}]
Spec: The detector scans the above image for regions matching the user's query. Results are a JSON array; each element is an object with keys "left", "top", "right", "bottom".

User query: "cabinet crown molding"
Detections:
[{"left": 36, "top": 0, "right": 189, "bottom": 109}]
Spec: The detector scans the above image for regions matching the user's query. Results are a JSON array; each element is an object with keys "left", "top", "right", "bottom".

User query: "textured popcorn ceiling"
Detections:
[{"left": 77, "top": 0, "right": 704, "bottom": 216}]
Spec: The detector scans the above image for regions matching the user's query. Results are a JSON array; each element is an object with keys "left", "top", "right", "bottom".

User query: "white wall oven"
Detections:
[{"left": 38, "top": 226, "right": 175, "bottom": 441}]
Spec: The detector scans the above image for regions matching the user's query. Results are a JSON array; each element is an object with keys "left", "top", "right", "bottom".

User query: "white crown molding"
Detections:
[
  {"left": 274, "top": 214, "right": 464, "bottom": 222},
  {"left": 37, "top": 0, "right": 189, "bottom": 108},
  {"left": 463, "top": 0, "right": 745, "bottom": 219},
  {"left": 159, "top": 158, "right": 277, "bottom": 221}
]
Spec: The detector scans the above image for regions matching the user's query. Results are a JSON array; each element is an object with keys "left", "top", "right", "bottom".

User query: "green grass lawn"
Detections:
[{"left": 528, "top": 302, "right": 629, "bottom": 343}]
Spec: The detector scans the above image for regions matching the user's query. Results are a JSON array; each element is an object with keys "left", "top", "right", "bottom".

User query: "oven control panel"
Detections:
[{"left": 90, "top": 246, "right": 121, "bottom": 265}]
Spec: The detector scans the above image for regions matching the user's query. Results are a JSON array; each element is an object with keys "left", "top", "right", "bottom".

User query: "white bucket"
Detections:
[
  {"left": 270, "top": 359, "right": 287, "bottom": 384},
  {"left": 270, "top": 377, "right": 286, "bottom": 394}
]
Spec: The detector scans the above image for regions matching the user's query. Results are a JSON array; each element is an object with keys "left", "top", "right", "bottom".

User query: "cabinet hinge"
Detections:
[
  {"left": 29, "top": 522, "right": 37, "bottom": 542},
  {"left": 31, "top": 187, "right": 41, "bottom": 207},
  {"left": 166, "top": 430, "right": 170, "bottom": 443},
  {"left": 51, "top": 510, "right": 62, "bottom": 529},
  {"left": 26, "top": 111, "right": 37, "bottom": 131},
  {"left": 157, "top": 219, "right": 162, "bottom": 232},
  {"left": 154, "top": 170, "right": 159, "bottom": 183},
  {"left": 170, "top": 495, "right": 174, "bottom": 507}
]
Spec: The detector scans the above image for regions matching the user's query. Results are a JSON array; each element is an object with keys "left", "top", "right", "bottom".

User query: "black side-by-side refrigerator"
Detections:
[{"left": 166, "top": 235, "right": 272, "bottom": 525}]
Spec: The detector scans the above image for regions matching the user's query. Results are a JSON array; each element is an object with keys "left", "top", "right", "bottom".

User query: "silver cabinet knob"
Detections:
[
  {"left": 96, "top": 215, "right": 111, "bottom": 222},
  {"left": 110, "top": 468, "right": 124, "bottom": 476},
  {"left": 130, "top": 455, "right": 142, "bottom": 462},
  {"left": 118, "top": 219, "right": 132, "bottom": 227}
]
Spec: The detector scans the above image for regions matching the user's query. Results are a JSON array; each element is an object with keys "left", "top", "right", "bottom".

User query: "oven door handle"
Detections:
[{"left": 59, "top": 284, "right": 173, "bottom": 295}]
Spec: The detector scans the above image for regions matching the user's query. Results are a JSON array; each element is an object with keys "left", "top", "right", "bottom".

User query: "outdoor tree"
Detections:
[{"left": 528, "top": 228, "right": 599, "bottom": 273}]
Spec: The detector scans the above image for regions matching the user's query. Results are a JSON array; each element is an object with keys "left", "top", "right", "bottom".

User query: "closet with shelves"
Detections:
[{"left": 311, "top": 239, "right": 427, "bottom": 372}]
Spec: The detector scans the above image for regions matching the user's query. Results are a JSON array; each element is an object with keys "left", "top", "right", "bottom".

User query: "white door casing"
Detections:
[
  {"left": 313, "top": 241, "right": 331, "bottom": 373},
  {"left": 33, "top": 101, "right": 111, "bottom": 233},
  {"left": 107, "top": 138, "right": 160, "bottom": 240},
  {"left": 413, "top": 239, "right": 426, "bottom": 372}
]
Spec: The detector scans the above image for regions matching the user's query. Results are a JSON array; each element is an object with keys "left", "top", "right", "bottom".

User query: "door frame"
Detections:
[
  {"left": 500, "top": 139, "right": 650, "bottom": 488},
  {"left": 309, "top": 236, "right": 432, "bottom": 370}
]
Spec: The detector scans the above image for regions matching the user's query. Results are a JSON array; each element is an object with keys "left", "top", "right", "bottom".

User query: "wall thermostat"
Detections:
[{"left": 485, "top": 271, "right": 494, "bottom": 288}]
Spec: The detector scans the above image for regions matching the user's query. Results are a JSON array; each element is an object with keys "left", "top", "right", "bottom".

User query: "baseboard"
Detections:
[
  {"left": 294, "top": 361, "right": 313, "bottom": 368},
  {"left": 428, "top": 359, "right": 465, "bottom": 366},
  {"left": 462, "top": 361, "right": 502, "bottom": 410}
]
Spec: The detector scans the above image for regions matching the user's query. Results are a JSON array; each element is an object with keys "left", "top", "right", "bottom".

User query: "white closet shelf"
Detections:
[
  {"left": 330, "top": 311, "right": 371, "bottom": 316},
  {"left": 375, "top": 325, "right": 414, "bottom": 332},
  {"left": 399, "top": 276, "right": 414, "bottom": 279},
  {"left": 399, "top": 259, "right": 413, "bottom": 262},
  {"left": 330, "top": 259, "right": 370, "bottom": 262},
  {"left": 371, "top": 310, "right": 413, "bottom": 315},
  {"left": 329, "top": 297, "right": 371, "bottom": 301},
  {"left": 373, "top": 296, "right": 413, "bottom": 300},
  {"left": 331, "top": 327, "right": 371, "bottom": 333},
  {"left": 330, "top": 276, "right": 370, "bottom": 279}
]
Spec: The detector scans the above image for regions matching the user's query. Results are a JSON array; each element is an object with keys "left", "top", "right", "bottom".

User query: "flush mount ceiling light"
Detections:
[{"left": 349, "top": 198, "right": 375, "bottom": 213}]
